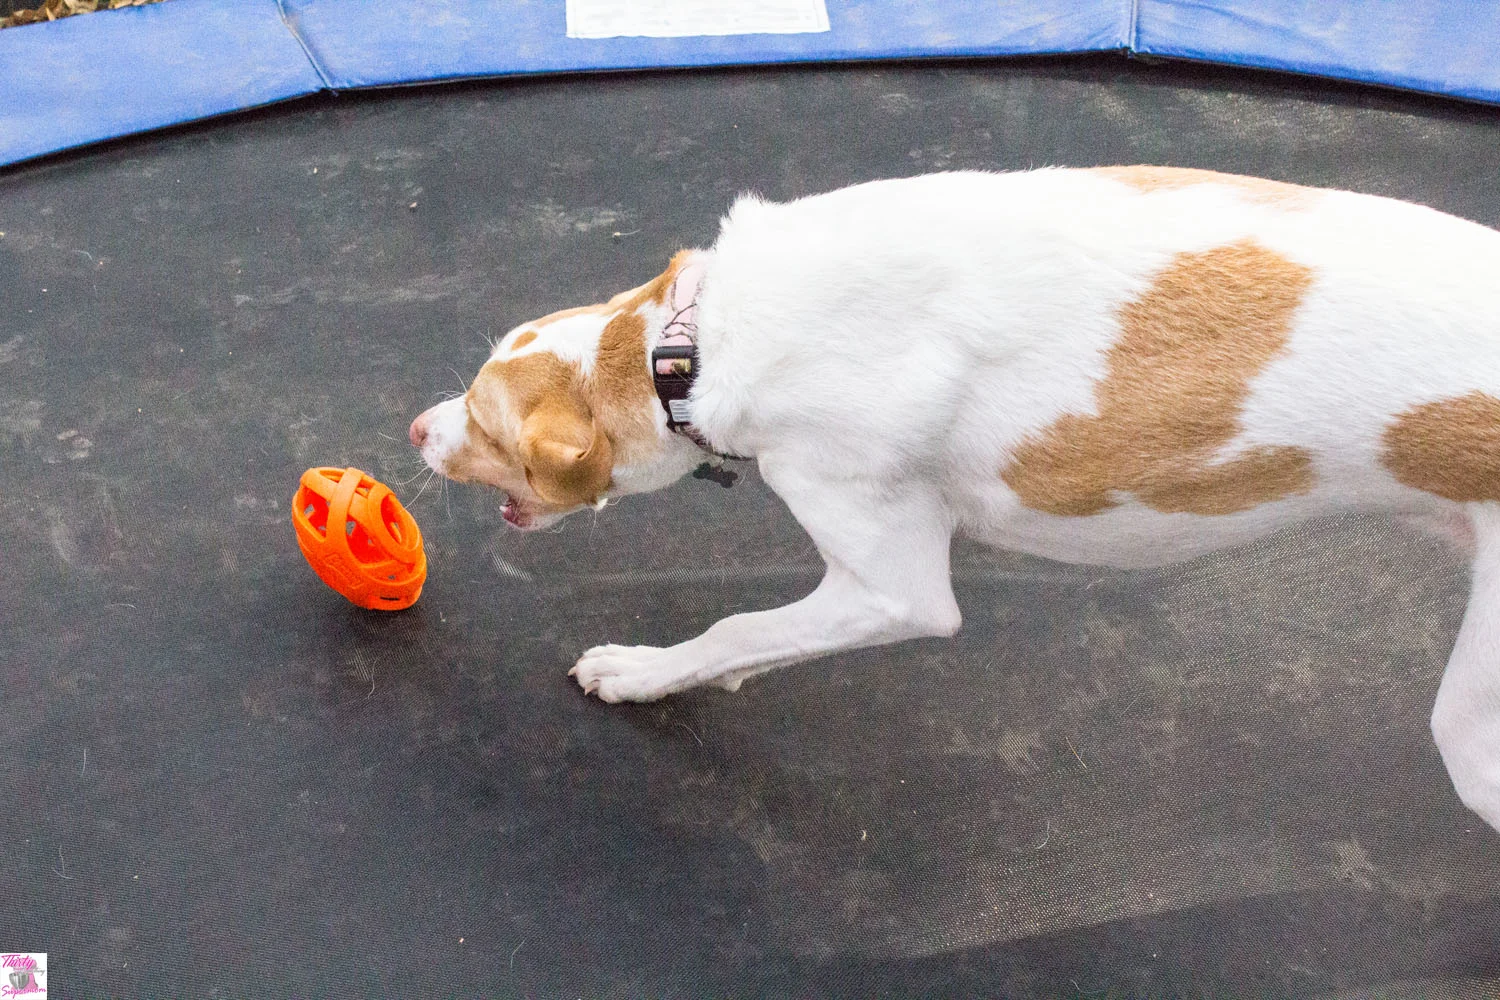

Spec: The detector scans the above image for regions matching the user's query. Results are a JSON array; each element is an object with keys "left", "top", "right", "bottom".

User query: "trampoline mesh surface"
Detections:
[{"left": 2, "top": 57, "right": 1499, "bottom": 997}]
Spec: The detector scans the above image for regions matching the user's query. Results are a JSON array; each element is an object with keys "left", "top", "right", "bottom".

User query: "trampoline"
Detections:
[{"left": 3, "top": 3, "right": 1500, "bottom": 997}]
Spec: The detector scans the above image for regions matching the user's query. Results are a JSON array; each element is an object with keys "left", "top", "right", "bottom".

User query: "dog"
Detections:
[{"left": 410, "top": 167, "right": 1500, "bottom": 834}]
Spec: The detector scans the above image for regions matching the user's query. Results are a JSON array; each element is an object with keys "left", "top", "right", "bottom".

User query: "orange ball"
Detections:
[{"left": 292, "top": 467, "right": 426, "bottom": 611}]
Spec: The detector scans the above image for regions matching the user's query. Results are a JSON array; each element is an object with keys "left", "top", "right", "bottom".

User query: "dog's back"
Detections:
[{"left": 694, "top": 167, "right": 1500, "bottom": 567}]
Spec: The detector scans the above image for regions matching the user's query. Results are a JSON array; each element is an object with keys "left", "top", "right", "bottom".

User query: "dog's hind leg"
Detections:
[
  {"left": 1431, "top": 502, "right": 1500, "bottom": 834},
  {"left": 570, "top": 464, "right": 962, "bottom": 703}
]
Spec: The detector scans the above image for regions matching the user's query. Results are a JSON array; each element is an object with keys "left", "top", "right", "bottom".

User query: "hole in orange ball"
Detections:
[
  {"left": 379, "top": 494, "right": 405, "bottom": 543},
  {"left": 346, "top": 520, "right": 383, "bottom": 564},
  {"left": 301, "top": 491, "right": 330, "bottom": 537}
]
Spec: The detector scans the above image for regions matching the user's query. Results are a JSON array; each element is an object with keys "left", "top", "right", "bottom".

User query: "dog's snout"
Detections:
[{"left": 409, "top": 412, "right": 430, "bottom": 449}]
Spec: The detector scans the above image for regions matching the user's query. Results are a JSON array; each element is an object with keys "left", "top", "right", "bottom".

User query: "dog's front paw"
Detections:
[{"left": 569, "top": 644, "right": 684, "bottom": 703}]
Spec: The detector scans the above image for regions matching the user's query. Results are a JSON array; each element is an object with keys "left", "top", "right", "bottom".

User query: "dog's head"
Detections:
[{"left": 409, "top": 253, "right": 701, "bottom": 530}]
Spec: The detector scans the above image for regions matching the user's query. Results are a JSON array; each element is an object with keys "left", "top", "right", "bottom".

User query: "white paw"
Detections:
[{"left": 569, "top": 644, "right": 684, "bottom": 703}]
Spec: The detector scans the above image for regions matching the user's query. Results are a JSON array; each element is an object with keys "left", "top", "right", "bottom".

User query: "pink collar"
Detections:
[
  {"left": 650, "top": 255, "right": 744, "bottom": 470},
  {"left": 662, "top": 256, "right": 708, "bottom": 341}
]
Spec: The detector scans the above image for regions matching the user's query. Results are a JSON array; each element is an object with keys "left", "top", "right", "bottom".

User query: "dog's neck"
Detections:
[{"left": 594, "top": 252, "right": 737, "bottom": 500}]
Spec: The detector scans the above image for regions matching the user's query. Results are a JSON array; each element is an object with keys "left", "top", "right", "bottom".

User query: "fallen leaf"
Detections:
[{"left": 1, "top": 0, "right": 164, "bottom": 30}]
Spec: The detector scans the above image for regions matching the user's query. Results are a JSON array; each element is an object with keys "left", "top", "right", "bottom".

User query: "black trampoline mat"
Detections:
[{"left": 2, "top": 57, "right": 1499, "bottom": 997}]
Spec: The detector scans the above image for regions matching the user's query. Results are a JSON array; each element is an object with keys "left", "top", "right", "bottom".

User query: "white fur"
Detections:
[{"left": 436, "top": 169, "right": 1500, "bottom": 834}]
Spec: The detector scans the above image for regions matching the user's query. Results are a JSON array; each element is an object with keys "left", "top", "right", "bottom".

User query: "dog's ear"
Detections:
[{"left": 519, "top": 401, "right": 613, "bottom": 507}]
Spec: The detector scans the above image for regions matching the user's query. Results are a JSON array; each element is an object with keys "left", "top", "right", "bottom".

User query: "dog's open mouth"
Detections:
[{"left": 500, "top": 498, "right": 531, "bottom": 529}]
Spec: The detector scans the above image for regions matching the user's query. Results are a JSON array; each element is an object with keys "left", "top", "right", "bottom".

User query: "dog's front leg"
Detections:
[
  {"left": 1432, "top": 503, "right": 1500, "bottom": 835},
  {"left": 570, "top": 471, "right": 961, "bottom": 703}
]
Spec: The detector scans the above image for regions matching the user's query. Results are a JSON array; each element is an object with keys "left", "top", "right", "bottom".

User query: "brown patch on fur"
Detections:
[
  {"left": 1092, "top": 166, "right": 1314, "bottom": 207},
  {"left": 1002, "top": 240, "right": 1316, "bottom": 516},
  {"left": 481, "top": 352, "right": 578, "bottom": 419},
  {"left": 509, "top": 330, "right": 537, "bottom": 351},
  {"left": 590, "top": 309, "right": 657, "bottom": 460},
  {"left": 1382, "top": 392, "right": 1500, "bottom": 502},
  {"left": 535, "top": 303, "right": 614, "bottom": 326},
  {"left": 613, "top": 250, "right": 696, "bottom": 312}
]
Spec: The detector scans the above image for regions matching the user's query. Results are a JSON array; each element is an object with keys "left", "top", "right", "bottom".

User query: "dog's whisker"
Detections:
[
  {"left": 410, "top": 468, "right": 439, "bottom": 505},
  {"left": 395, "top": 464, "right": 432, "bottom": 486}
]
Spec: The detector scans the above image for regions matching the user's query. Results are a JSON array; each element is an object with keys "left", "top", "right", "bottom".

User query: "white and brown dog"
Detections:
[{"left": 410, "top": 167, "right": 1500, "bottom": 833}]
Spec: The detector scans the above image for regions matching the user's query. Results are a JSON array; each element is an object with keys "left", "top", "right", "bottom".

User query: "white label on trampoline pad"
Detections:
[{"left": 566, "top": 0, "right": 830, "bottom": 39}]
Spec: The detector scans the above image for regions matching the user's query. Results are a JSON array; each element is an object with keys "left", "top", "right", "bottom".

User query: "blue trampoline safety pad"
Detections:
[
  {"left": 284, "top": 0, "right": 1128, "bottom": 90},
  {"left": 1137, "top": 0, "right": 1500, "bottom": 107},
  {"left": 1, "top": 0, "right": 1497, "bottom": 169},
  {"left": 0, "top": 0, "right": 323, "bottom": 166}
]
